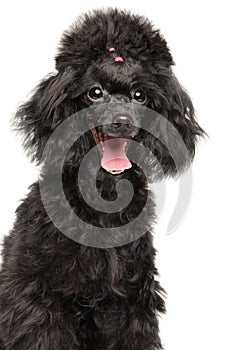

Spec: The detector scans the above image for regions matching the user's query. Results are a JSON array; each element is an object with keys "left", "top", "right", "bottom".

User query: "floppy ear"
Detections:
[
  {"left": 137, "top": 73, "right": 206, "bottom": 180},
  {"left": 13, "top": 70, "right": 73, "bottom": 163},
  {"left": 153, "top": 75, "right": 206, "bottom": 177},
  {"left": 166, "top": 76, "right": 205, "bottom": 161}
]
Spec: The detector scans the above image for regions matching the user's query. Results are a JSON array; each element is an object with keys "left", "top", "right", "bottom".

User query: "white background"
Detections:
[{"left": 0, "top": 1, "right": 232, "bottom": 349}]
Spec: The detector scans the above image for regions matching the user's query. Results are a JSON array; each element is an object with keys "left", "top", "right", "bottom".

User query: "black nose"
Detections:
[{"left": 112, "top": 115, "right": 133, "bottom": 133}]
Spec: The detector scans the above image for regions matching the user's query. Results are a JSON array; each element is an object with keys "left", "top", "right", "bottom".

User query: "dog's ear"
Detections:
[
  {"left": 140, "top": 74, "right": 206, "bottom": 179},
  {"left": 166, "top": 76, "right": 205, "bottom": 161},
  {"left": 156, "top": 75, "right": 206, "bottom": 176},
  {"left": 13, "top": 71, "right": 73, "bottom": 163}
]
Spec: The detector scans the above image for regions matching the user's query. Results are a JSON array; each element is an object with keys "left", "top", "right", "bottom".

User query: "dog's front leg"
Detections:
[
  {"left": 121, "top": 274, "right": 165, "bottom": 350},
  {"left": 0, "top": 275, "right": 83, "bottom": 350}
]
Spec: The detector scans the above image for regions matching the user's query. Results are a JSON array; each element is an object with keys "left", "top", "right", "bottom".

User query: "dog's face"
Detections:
[
  {"left": 15, "top": 9, "right": 205, "bottom": 180},
  {"left": 74, "top": 59, "right": 148, "bottom": 175}
]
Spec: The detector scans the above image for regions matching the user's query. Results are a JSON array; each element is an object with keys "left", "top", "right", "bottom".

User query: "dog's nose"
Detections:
[{"left": 112, "top": 115, "right": 133, "bottom": 133}]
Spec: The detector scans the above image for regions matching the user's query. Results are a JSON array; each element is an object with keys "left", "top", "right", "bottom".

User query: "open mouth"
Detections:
[{"left": 91, "top": 124, "right": 132, "bottom": 174}]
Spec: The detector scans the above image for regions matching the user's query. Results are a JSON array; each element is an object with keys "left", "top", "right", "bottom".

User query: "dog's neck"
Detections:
[{"left": 39, "top": 164, "right": 155, "bottom": 247}]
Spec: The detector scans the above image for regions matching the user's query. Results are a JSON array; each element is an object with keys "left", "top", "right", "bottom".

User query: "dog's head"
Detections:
[{"left": 14, "top": 9, "right": 205, "bottom": 180}]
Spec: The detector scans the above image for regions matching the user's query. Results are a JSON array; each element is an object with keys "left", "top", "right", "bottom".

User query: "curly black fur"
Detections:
[{"left": 0, "top": 8, "right": 205, "bottom": 350}]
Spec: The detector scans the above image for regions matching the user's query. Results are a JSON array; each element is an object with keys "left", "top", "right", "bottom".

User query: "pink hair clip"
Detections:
[
  {"left": 114, "top": 56, "right": 124, "bottom": 63},
  {"left": 108, "top": 48, "right": 124, "bottom": 63}
]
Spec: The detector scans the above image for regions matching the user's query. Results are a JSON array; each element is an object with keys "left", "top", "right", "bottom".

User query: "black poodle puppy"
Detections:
[{"left": 0, "top": 8, "right": 204, "bottom": 350}]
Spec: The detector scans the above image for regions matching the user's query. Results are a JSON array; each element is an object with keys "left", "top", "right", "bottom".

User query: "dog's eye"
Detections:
[
  {"left": 88, "top": 87, "right": 103, "bottom": 101},
  {"left": 133, "top": 90, "right": 147, "bottom": 104}
]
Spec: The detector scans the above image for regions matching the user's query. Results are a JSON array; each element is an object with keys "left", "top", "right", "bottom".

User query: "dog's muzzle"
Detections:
[{"left": 90, "top": 114, "right": 137, "bottom": 174}]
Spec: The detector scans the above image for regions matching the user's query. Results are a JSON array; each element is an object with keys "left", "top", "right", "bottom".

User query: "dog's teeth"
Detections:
[
  {"left": 108, "top": 170, "right": 124, "bottom": 174},
  {"left": 100, "top": 141, "right": 104, "bottom": 151},
  {"left": 123, "top": 141, "right": 127, "bottom": 151}
]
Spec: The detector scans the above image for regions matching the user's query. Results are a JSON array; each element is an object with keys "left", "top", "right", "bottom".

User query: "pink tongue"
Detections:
[{"left": 101, "top": 137, "right": 132, "bottom": 172}]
